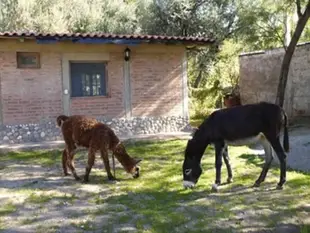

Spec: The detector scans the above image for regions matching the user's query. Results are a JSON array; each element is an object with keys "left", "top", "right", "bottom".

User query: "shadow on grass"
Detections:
[
  {"left": 0, "top": 150, "right": 61, "bottom": 166},
  {"left": 2, "top": 180, "right": 309, "bottom": 233},
  {"left": 1, "top": 140, "right": 309, "bottom": 232},
  {"left": 239, "top": 152, "right": 310, "bottom": 176},
  {"left": 97, "top": 186, "right": 310, "bottom": 233},
  {"left": 0, "top": 165, "right": 138, "bottom": 190},
  {"left": 238, "top": 153, "right": 265, "bottom": 167}
]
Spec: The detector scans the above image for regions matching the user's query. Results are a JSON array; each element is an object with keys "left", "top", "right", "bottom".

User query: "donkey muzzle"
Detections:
[{"left": 183, "top": 180, "right": 196, "bottom": 189}]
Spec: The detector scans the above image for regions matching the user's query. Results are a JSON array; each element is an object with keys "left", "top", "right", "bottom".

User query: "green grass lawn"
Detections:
[
  {"left": 189, "top": 118, "right": 204, "bottom": 128},
  {"left": 1, "top": 139, "right": 310, "bottom": 233}
]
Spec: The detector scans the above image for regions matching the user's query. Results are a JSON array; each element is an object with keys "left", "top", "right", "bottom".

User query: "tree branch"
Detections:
[
  {"left": 266, "top": 16, "right": 288, "bottom": 50},
  {"left": 255, "top": 22, "right": 287, "bottom": 51},
  {"left": 190, "top": 0, "right": 208, "bottom": 15},
  {"left": 296, "top": 0, "right": 302, "bottom": 18},
  {"left": 223, "top": 14, "right": 238, "bottom": 39},
  {"left": 276, "top": 0, "right": 310, "bottom": 107}
]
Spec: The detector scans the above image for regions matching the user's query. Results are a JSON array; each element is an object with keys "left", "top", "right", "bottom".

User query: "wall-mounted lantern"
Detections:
[{"left": 124, "top": 47, "right": 131, "bottom": 61}]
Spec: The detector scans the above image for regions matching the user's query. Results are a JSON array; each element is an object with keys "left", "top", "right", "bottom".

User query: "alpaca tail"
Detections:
[{"left": 56, "top": 115, "right": 69, "bottom": 127}]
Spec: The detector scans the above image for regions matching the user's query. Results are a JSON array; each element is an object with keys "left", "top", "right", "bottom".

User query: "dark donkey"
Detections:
[
  {"left": 57, "top": 115, "right": 142, "bottom": 183},
  {"left": 182, "top": 102, "right": 289, "bottom": 191}
]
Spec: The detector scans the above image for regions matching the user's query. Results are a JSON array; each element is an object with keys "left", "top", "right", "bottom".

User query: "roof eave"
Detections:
[{"left": 0, "top": 35, "right": 215, "bottom": 46}]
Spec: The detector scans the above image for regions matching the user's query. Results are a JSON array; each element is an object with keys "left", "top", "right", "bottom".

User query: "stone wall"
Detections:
[
  {"left": 239, "top": 42, "right": 310, "bottom": 118},
  {"left": 0, "top": 116, "right": 191, "bottom": 144}
]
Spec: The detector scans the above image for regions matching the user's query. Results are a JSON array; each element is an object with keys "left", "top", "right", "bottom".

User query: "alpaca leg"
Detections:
[
  {"left": 62, "top": 149, "right": 70, "bottom": 176},
  {"left": 66, "top": 145, "right": 80, "bottom": 180},
  {"left": 83, "top": 148, "right": 96, "bottom": 183},
  {"left": 100, "top": 149, "right": 115, "bottom": 180}
]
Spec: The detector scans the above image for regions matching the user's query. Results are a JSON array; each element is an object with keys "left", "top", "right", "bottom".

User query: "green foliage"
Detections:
[
  {"left": 188, "top": 40, "right": 243, "bottom": 119},
  {"left": 0, "top": 0, "right": 138, "bottom": 33},
  {"left": 1, "top": 0, "right": 310, "bottom": 116},
  {"left": 136, "top": 0, "right": 238, "bottom": 38},
  {"left": 235, "top": 0, "right": 288, "bottom": 50}
]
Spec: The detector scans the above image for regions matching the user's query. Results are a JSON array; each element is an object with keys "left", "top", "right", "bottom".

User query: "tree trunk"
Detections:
[
  {"left": 193, "top": 70, "right": 203, "bottom": 88},
  {"left": 275, "top": 1, "right": 310, "bottom": 107},
  {"left": 284, "top": 12, "right": 291, "bottom": 47}
]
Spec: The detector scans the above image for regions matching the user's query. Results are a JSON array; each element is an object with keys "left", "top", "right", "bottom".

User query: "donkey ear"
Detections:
[{"left": 135, "top": 158, "right": 142, "bottom": 164}]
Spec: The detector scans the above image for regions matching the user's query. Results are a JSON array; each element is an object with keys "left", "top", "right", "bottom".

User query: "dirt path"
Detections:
[
  {"left": 0, "top": 155, "right": 137, "bottom": 233},
  {"left": 248, "top": 126, "right": 310, "bottom": 172}
]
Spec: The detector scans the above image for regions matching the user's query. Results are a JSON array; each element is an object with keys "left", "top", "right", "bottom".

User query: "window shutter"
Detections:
[
  {"left": 100, "top": 65, "right": 106, "bottom": 96},
  {"left": 70, "top": 62, "right": 106, "bottom": 97},
  {"left": 70, "top": 63, "right": 83, "bottom": 97}
]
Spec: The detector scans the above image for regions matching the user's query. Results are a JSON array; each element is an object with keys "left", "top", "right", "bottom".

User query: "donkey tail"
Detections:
[
  {"left": 282, "top": 109, "right": 289, "bottom": 152},
  {"left": 56, "top": 115, "right": 69, "bottom": 127}
]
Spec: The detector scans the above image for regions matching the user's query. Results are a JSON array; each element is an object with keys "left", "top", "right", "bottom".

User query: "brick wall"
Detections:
[
  {"left": 0, "top": 43, "right": 186, "bottom": 125},
  {"left": 131, "top": 51, "right": 184, "bottom": 117},
  {"left": 0, "top": 52, "right": 63, "bottom": 124},
  {"left": 239, "top": 43, "right": 310, "bottom": 118},
  {"left": 70, "top": 53, "right": 125, "bottom": 118},
  {"left": 70, "top": 49, "right": 185, "bottom": 118}
]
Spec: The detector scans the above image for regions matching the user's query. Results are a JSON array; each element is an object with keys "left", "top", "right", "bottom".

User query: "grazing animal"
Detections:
[
  {"left": 223, "top": 94, "right": 241, "bottom": 108},
  {"left": 182, "top": 102, "right": 289, "bottom": 191},
  {"left": 56, "top": 115, "right": 142, "bottom": 182}
]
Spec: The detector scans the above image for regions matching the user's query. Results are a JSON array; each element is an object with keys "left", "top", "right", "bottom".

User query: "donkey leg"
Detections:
[
  {"left": 100, "top": 149, "right": 115, "bottom": 180},
  {"left": 269, "top": 138, "right": 287, "bottom": 190},
  {"left": 222, "top": 145, "right": 233, "bottom": 183},
  {"left": 214, "top": 142, "right": 224, "bottom": 185},
  {"left": 62, "top": 149, "right": 70, "bottom": 176},
  {"left": 253, "top": 138, "right": 274, "bottom": 187}
]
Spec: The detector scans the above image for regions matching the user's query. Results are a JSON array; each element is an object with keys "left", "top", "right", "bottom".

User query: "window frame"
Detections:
[
  {"left": 16, "top": 52, "right": 41, "bottom": 69},
  {"left": 69, "top": 61, "right": 109, "bottom": 98}
]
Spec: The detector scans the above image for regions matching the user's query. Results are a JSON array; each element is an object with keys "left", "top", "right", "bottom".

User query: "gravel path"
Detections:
[
  {"left": 0, "top": 156, "right": 136, "bottom": 233},
  {"left": 245, "top": 126, "right": 310, "bottom": 172},
  {"left": 283, "top": 127, "right": 310, "bottom": 172}
]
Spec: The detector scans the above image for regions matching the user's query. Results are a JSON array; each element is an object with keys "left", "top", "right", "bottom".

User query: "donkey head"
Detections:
[
  {"left": 182, "top": 157, "right": 202, "bottom": 189},
  {"left": 182, "top": 139, "right": 203, "bottom": 189}
]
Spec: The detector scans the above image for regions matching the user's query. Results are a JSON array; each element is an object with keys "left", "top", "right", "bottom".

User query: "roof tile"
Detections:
[{"left": 0, "top": 32, "right": 214, "bottom": 44}]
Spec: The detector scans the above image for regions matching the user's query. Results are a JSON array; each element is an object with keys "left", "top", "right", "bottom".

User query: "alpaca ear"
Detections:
[{"left": 135, "top": 159, "right": 142, "bottom": 165}]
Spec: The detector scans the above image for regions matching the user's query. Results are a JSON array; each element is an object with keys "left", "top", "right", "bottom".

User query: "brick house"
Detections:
[{"left": 0, "top": 32, "right": 213, "bottom": 143}]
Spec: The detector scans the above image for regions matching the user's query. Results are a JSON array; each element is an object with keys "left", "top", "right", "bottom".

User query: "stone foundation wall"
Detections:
[
  {"left": 239, "top": 42, "right": 310, "bottom": 118},
  {"left": 0, "top": 116, "right": 191, "bottom": 144}
]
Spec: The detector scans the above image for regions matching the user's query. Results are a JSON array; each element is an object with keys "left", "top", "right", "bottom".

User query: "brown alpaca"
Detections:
[{"left": 56, "top": 115, "right": 142, "bottom": 182}]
